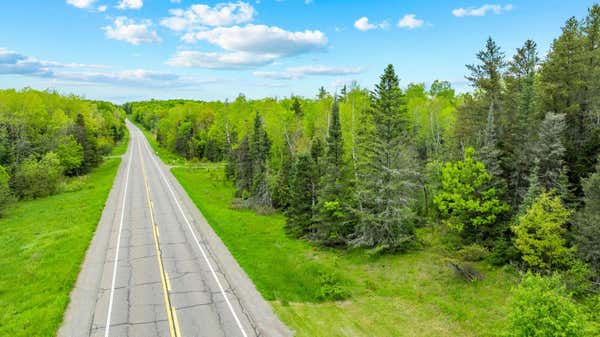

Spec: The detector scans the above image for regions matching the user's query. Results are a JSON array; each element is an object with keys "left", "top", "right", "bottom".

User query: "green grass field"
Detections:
[
  {"left": 172, "top": 164, "right": 519, "bottom": 337},
  {"left": 0, "top": 157, "right": 122, "bottom": 337}
]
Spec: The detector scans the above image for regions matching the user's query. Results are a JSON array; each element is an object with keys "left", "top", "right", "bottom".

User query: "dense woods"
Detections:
[
  {"left": 131, "top": 5, "right": 600, "bottom": 334},
  {"left": 0, "top": 89, "right": 126, "bottom": 211}
]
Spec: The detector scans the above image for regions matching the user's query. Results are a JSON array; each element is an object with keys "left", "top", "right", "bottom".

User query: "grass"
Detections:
[
  {"left": 0, "top": 157, "right": 122, "bottom": 337},
  {"left": 172, "top": 164, "right": 519, "bottom": 337},
  {"left": 135, "top": 125, "right": 519, "bottom": 336}
]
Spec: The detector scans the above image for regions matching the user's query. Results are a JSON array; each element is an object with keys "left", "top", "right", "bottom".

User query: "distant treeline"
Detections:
[
  {"left": 130, "top": 5, "right": 600, "bottom": 300},
  {"left": 0, "top": 89, "right": 126, "bottom": 213}
]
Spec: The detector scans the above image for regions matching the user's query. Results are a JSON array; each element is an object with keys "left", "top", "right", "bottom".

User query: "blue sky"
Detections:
[{"left": 0, "top": 0, "right": 596, "bottom": 103}]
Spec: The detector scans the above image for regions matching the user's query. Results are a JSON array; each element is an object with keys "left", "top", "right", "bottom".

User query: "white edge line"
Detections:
[
  {"left": 104, "top": 133, "right": 134, "bottom": 337},
  {"left": 139, "top": 130, "right": 249, "bottom": 337}
]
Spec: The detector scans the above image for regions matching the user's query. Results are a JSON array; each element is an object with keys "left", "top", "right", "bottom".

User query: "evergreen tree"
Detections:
[
  {"left": 575, "top": 159, "right": 600, "bottom": 284},
  {"left": 249, "top": 112, "right": 272, "bottom": 208},
  {"left": 272, "top": 144, "right": 293, "bottom": 209},
  {"left": 235, "top": 136, "right": 252, "bottom": 197},
  {"left": 285, "top": 153, "right": 315, "bottom": 238},
  {"left": 352, "top": 65, "right": 419, "bottom": 251},
  {"left": 291, "top": 96, "right": 303, "bottom": 117},
  {"left": 72, "top": 113, "right": 100, "bottom": 174},
  {"left": 534, "top": 112, "right": 567, "bottom": 192},
  {"left": 313, "top": 100, "right": 354, "bottom": 245},
  {"left": 317, "top": 86, "right": 329, "bottom": 100},
  {"left": 504, "top": 40, "right": 540, "bottom": 207}
]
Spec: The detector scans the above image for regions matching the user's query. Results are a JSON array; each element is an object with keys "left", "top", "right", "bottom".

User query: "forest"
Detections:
[
  {"left": 0, "top": 89, "right": 126, "bottom": 212},
  {"left": 129, "top": 5, "right": 600, "bottom": 335}
]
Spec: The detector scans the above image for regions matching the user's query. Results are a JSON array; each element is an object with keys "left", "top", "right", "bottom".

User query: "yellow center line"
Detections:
[{"left": 137, "top": 140, "right": 180, "bottom": 337}]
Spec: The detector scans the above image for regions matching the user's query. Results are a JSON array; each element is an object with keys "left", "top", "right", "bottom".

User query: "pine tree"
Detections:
[
  {"left": 272, "top": 144, "right": 293, "bottom": 209},
  {"left": 534, "top": 112, "right": 567, "bottom": 192},
  {"left": 249, "top": 112, "right": 272, "bottom": 208},
  {"left": 235, "top": 136, "right": 252, "bottom": 197},
  {"left": 352, "top": 65, "right": 419, "bottom": 251},
  {"left": 317, "top": 86, "right": 329, "bottom": 100},
  {"left": 291, "top": 96, "right": 303, "bottom": 117},
  {"left": 313, "top": 100, "right": 354, "bottom": 245},
  {"left": 285, "top": 153, "right": 315, "bottom": 238},
  {"left": 575, "top": 159, "right": 600, "bottom": 283}
]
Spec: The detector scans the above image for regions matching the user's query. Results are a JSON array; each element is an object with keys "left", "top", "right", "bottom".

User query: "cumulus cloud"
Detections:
[
  {"left": 397, "top": 14, "right": 424, "bottom": 29},
  {"left": 160, "top": 2, "right": 255, "bottom": 31},
  {"left": 182, "top": 24, "right": 326, "bottom": 55},
  {"left": 353, "top": 16, "right": 389, "bottom": 31},
  {"left": 0, "top": 48, "right": 205, "bottom": 88},
  {"left": 452, "top": 4, "right": 513, "bottom": 17},
  {"left": 66, "top": 0, "right": 96, "bottom": 9},
  {"left": 117, "top": 0, "right": 143, "bottom": 10},
  {"left": 253, "top": 65, "right": 363, "bottom": 80},
  {"left": 97, "top": 5, "right": 107, "bottom": 12},
  {"left": 167, "top": 50, "right": 277, "bottom": 69},
  {"left": 103, "top": 17, "right": 161, "bottom": 45}
]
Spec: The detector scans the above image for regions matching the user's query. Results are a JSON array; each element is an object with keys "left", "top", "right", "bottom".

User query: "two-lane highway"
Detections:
[{"left": 59, "top": 122, "right": 291, "bottom": 337}]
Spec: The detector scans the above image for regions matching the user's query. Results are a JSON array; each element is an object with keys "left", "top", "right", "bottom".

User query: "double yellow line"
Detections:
[{"left": 137, "top": 139, "right": 182, "bottom": 337}]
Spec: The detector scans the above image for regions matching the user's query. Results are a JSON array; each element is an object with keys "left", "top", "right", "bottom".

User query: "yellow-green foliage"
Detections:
[{"left": 512, "top": 192, "right": 573, "bottom": 271}]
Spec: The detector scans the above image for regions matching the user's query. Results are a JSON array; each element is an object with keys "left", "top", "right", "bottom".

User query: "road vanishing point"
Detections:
[{"left": 58, "top": 121, "right": 292, "bottom": 337}]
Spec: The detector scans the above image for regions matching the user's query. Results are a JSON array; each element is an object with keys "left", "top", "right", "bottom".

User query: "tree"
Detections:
[
  {"left": 534, "top": 112, "right": 567, "bottom": 192},
  {"left": 575, "top": 159, "right": 600, "bottom": 283},
  {"left": 512, "top": 192, "right": 573, "bottom": 271},
  {"left": 57, "top": 135, "right": 84, "bottom": 176},
  {"left": 235, "top": 136, "right": 252, "bottom": 197},
  {"left": 507, "top": 274, "right": 587, "bottom": 337},
  {"left": 249, "top": 112, "right": 272, "bottom": 208},
  {"left": 285, "top": 153, "right": 315, "bottom": 238},
  {"left": 272, "top": 144, "right": 293, "bottom": 210},
  {"left": 317, "top": 86, "right": 329, "bottom": 100},
  {"left": 13, "top": 152, "right": 63, "bottom": 199},
  {"left": 352, "top": 64, "right": 419, "bottom": 251},
  {"left": 313, "top": 100, "right": 354, "bottom": 245},
  {"left": 72, "top": 113, "right": 100, "bottom": 174},
  {"left": 0, "top": 165, "right": 12, "bottom": 216},
  {"left": 291, "top": 96, "right": 303, "bottom": 117},
  {"left": 434, "top": 147, "right": 508, "bottom": 243}
]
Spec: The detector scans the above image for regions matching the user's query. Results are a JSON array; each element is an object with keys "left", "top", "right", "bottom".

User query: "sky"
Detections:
[{"left": 0, "top": 0, "right": 596, "bottom": 103}]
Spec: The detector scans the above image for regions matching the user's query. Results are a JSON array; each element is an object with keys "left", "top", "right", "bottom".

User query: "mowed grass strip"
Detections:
[
  {"left": 172, "top": 164, "right": 518, "bottom": 337},
  {"left": 0, "top": 157, "right": 121, "bottom": 337}
]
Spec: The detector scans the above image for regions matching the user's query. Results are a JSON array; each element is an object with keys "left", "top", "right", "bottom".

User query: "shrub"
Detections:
[
  {"left": 488, "top": 238, "right": 520, "bottom": 266},
  {"left": 0, "top": 165, "right": 12, "bottom": 216},
  {"left": 13, "top": 152, "right": 63, "bottom": 199},
  {"left": 457, "top": 244, "right": 489, "bottom": 261},
  {"left": 316, "top": 272, "right": 350, "bottom": 301},
  {"left": 507, "top": 273, "right": 586, "bottom": 337},
  {"left": 512, "top": 192, "right": 573, "bottom": 272}
]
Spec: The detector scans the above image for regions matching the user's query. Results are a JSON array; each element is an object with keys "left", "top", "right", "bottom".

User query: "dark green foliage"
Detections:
[
  {"left": 0, "top": 165, "right": 12, "bottom": 215},
  {"left": 235, "top": 136, "right": 252, "bottom": 197},
  {"left": 575, "top": 159, "right": 600, "bottom": 283},
  {"left": 352, "top": 64, "right": 419, "bottom": 251},
  {"left": 285, "top": 153, "right": 315, "bottom": 238},
  {"left": 534, "top": 112, "right": 567, "bottom": 192},
  {"left": 72, "top": 113, "right": 101, "bottom": 174},
  {"left": 291, "top": 96, "right": 303, "bottom": 116},
  {"left": 313, "top": 100, "right": 355, "bottom": 245},
  {"left": 249, "top": 112, "right": 272, "bottom": 208},
  {"left": 13, "top": 152, "right": 63, "bottom": 199},
  {"left": 272, "top": 144, "right": 293, "bottom": 210}
]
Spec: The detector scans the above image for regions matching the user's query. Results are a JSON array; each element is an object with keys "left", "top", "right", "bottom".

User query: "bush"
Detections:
[
  {"left": 488, "top": 238, "right": 520, "bottom": 266},
  {"left": 0, "top": 165, "right": 13, "bottom": 216},
  {"left": 507, "top": 273, "right": 587, "bottom": 337},
  {"left": 457, "top": 244, "right": 489, "bottom": 261},
  {"left": 316, "top": 272, "right": 350, "bottom": 301},
  {"left": 13, "top": 152, "right": 63, "bottom": 199},
  {"left": 562, "top": 260, "right": 593, "bottom": 298}
]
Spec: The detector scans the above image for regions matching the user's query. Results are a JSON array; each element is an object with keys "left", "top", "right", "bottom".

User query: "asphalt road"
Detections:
[{"left": 59, "top": 122, "right": 292, "bottom": 337}]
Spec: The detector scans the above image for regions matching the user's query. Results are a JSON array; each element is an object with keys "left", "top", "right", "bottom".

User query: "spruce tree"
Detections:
[
  {"left": 285, "top": 153, "right": 315, "bottom": 238},
  {"left": 575, "top": 159, "right": 600, "bottom": 284},
  {"left": 353, "top": 64, "right": 419, "bottom": 251},
  {"left": 291, "top": 96, "right": 303, "bottom": 117},
  {"left": 272, "top": 144, "right": 293, "bottom": 210},
  {"left": 313, "top": 100, "right": 354, "bottom": 245},
  {"left": 249, "top": 112, "right": 272, "bottom": 208},
  {"left": 235, "top": 136, "right": 252, "bottom": 197},
  {"left": 534, "top": 112, "right": 567, "bottom": 192}
]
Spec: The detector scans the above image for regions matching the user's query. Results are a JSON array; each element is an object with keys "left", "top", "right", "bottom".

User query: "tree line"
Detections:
[
  {"left": 131, "top": 5, "right": 600, "bottom": 334},
  {"left": 0, "top": 89, "right": 126, "bottom": 214}
]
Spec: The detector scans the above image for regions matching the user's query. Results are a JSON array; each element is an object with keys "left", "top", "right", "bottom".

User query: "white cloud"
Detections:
[
  {"left": 397, "top": 14, "right": 424, "bottom": 29},
  {"left": 0, "top": 48, "right": 206, "bottom": 88},
  {"left": 117, "top": 0, "right": 143, "bottom": 10},
  {"left": 253, "top": 65, "right": 363, "bottom": 80},
  {"left": 66, "top": 0, "right": 96, "bottom": 9},
  {"left": 182, "top": 24, "right": 327, "bottom": 55},
  {"left": 353, "top": 16, "right": 388, "bottom": 31},
  {"left": 103, "top": 17, "right": 161, "bottom": 45},
  {"left": 167, "top": 50, "right": 277, "bottom": 69},
  {"left": 97, "top": 5, "right": 107, "bottom": 12},
  {"left": 160, "top": 2, "right": 255, "bottom": 31},
  {"left": 354, "top": 17, "right": 376, "bottom": 31},
  {"left": 452, "top": 4, "right": 513, "bottom": 17}
]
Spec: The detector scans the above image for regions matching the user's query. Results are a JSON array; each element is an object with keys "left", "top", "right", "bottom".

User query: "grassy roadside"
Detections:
[
  {"left": 137, "top": 124, "right": 518, "bottom": 336},
  {"left": 0, "top": 157, "right": 122, "bottom": 336}
]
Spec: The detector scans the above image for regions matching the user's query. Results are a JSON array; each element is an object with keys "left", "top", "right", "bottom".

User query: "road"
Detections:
[{"left": 59, "top": 122, "right": 292, "bottom": 337}]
